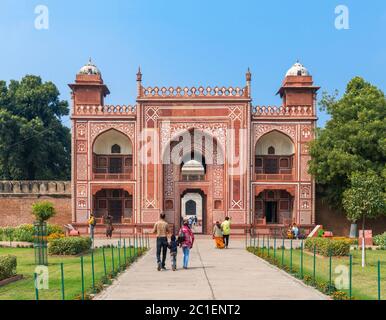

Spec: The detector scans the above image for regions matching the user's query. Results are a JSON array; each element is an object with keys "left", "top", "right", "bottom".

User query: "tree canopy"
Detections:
[
  {"left": 0, "top": 75, "right": 70, "bottom": 180},
  {"left": 309, "top": 76, "right": 386, "bottom": 210},
  {"left": 343, "top": 170, "right": 385, "bottom": 223}
]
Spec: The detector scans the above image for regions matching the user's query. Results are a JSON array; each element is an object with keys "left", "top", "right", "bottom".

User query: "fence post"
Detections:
[
  {"left": 123, "top": 238, "right": 127, "bottom": 266},
  {"left": 118, "top": 242, "right": 121, "bottom": 272},
  {"left": 300, "top": 240, "right": 304, "bottom": 279},
  {"left": 91, "top": 251, "right": 95, "bottom": 293},
  {"left": 290, "top": 239, "right": 293, "bottom": 273},
  {"left": 134, "top": 235, "right": 137, "bottom": 257},
  {"left": 281, "top": 237, "right": 285, "bottom": 266},
  {"left": 102, "top": 247, "right": 107, "bottom": 277},
  {"left": 267, "top": 235, "right": 270, "bottom": 257},
  {"left": 60, "top": 262, "right": 65, "bottom": 300},
  {"left": 262, "top": 235, "right": 265, "bottom": 255},
  {"left": 80, "top": 256, "right": 85, "bottom": 300},
  {"left": 257, "top": 233, "right": 260, "bottom": 252},
  {"left": 111, "top": 245, "right": 115, "bottom": 275},
  {"left": 378, "top": 260, "right": 381, "bottom": 301},
  {"left": 349, "top": 254, "right": 352, "bottom": 300},
  {"left": 249, "top": 231, "right": 252, "bottom": 248},
  {"left": 34, "top": 272, "right": 39, "bottom": 301},
  {"left": 329, "top": 248, "right": 332, "bottom": 294},
  {"left": 313, "top": 245, "right": 316, "bottom": 285},
  {"left": 129, "top": 237, "right": 132, "bottom": 260},
  {"left": 245, "top": 229, "right": 247, "bottom": 248},
  {"left": 253, "top": 234, "right": 256, "bottom": 249},
  {"left": 273, "top": 235, "right": 277, "bottom": 260}
]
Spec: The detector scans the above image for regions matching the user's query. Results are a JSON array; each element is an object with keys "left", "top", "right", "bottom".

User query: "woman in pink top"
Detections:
[{"left": 178, "top": 217, "right": 195, "bottom": 269}]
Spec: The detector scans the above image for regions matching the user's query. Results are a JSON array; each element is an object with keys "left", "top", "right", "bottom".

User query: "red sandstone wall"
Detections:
[
  {"left": 315, "top": 198, "right": 386, "bottom": 236},
  {"left": 0, "top": 195, "right": 72, "bottom": 227}
]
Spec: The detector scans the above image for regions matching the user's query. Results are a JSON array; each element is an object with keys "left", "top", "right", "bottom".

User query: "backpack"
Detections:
[{"left": 177, "top": 229, "right": 185, "bottom": 244}]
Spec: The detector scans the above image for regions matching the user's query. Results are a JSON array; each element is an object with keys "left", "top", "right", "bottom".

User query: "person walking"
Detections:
[
  {"left": 178, "top": 217, "right": 194, "bottom": 269},
  {"left": 168, "top": 234, "right": 178, "bottom": 271},
  {"left": 104, "top": 213, "right": 114, "bottom": 239},
  {"left": 213, "top": 221, "right": 225, "bottom": 249},
  {"left": 88, "top": 212, "right": 97, "bottom": 245},
  {"left": 221, "top": 216, "right": 232, "bottom": 248},
  {"left": 152, "top": 213, "right": 170, "bottom": 271}
]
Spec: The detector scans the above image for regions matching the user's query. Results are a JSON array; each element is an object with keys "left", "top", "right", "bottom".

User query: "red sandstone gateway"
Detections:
[{"left": 69, "top": 60, "right": 318, "bottom": 236}]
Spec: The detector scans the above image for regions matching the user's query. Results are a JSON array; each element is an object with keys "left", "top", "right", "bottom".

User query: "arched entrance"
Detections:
[{"left": 180, "top": 189, "right": 206, "bottom": 234}]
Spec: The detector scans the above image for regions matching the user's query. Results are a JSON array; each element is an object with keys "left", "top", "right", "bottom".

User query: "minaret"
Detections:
[
  {"left": 68, "top": 58, "right": 110, "bottom": 108},
  {"left": 136, "top": 66, "right": 143, "bottom": 98},
  {"left": 245, "top": 67, "right": 252, "bottom": 98},
  {"left": 277, "top": 61, "right": 319, "bottom": 111}
]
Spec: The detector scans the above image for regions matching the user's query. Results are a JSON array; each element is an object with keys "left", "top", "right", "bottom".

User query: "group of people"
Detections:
[
  {"left": 88, "top": 212, "right": 114, "bottom": 240},
  {"left": 212, "top": 217, "right": 232, "bottom": 249},
  {"left": 152, "top": 214, "right": 232, "bottom": 271},
  {"left": 152, "top": 214, "right": 194, "bottom": 271},
  {"left": 287, "top": 222, "right": 299, "bottom": 239}
]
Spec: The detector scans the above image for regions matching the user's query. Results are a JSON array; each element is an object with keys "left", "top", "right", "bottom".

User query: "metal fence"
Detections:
[
  {"left": 246, "top": 233, "right": 384, "bottom": 300},
  {"left": 33, "top": 234, "right": 150, "bottom": 300}
]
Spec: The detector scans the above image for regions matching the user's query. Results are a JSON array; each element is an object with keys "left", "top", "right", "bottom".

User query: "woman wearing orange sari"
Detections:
[{"left": 212, "top": 221, "right": 225, "bottom": 249}]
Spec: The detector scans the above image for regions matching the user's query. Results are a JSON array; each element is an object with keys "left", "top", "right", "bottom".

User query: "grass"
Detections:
[
  {"left": 0, "top": 244, "right": 147, "bottom": 300},
  {"left": 247, "top": 245, "right": 386, "bottom": 300}
]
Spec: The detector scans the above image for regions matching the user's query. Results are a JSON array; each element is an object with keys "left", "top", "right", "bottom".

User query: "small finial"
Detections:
[
  {"left": 246, "top": 67, "right": 252, "bottom": 82},
  {"left": 137, "top": 66, "right": 142, "bottom": 81}
]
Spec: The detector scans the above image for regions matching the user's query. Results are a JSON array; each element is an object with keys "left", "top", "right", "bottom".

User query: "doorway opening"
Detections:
[{"left": 180, "top": 189, "right": 206, "bottom": 234}]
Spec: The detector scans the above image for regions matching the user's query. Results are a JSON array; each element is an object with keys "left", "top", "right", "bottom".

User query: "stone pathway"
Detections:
[{"left": 94, "top": 237, "right": 327, "bottom": 300}]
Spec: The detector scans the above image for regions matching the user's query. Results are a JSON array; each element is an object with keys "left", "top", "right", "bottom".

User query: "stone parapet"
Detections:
[{"left": 0, "top": 181, "right": 71, "bottom": 196}]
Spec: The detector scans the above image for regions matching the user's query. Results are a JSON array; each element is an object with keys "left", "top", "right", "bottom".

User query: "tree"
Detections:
[
  {"left": 32, "top": 201, "right": 56, "bottom": 223},
  {"left": 0, "top": 75, "right": 70, "bottom": 180},
  {"left": 342, "top": 170, "right": 386, "bottom": 266},
  {"left": 309, "top": 77, "right": 386, "bottom": 208}
]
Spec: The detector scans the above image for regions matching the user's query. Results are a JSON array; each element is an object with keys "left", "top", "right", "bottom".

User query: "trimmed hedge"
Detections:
[
  {"left": 0, "top": 255, "right": 17, "bottom": 281},
  {"left": 48, "top": 237, "right": 92, "bottom": 255},
  {"left": 305, "top": 237, "right": 351, "bottom": 256},
  {"left": 374, "top": 232, "right": 386, "bottom": 249}
]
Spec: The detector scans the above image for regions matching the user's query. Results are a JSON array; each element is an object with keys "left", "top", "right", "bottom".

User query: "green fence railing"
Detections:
[{"left": 246, "top": 233, "right": 384, "bottom": 300}]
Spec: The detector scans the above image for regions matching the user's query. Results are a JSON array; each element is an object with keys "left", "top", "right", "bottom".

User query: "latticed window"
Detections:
[{"left": 268, "top": 146, "right": 275, "bottom": 155}]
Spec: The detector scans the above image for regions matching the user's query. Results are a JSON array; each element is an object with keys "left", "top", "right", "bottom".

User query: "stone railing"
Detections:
[
  {"left": 0, "top": 181, "right": 71, "bottom": 195},
  {"left": 75, "top": 105, "right": 136, "bottom": 116},
  {"left": 140, "top": 86, "right": 248, "bottom": 98},
  {"left": 252, "top": 105, "right": 313, "bottom": 117}
]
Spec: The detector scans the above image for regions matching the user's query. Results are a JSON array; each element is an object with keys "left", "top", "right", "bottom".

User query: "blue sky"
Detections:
[{"left": 0, "top": 0, "right": 385, "bottom": 127}]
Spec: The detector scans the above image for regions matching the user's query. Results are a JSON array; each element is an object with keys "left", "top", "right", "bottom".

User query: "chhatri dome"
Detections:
[
  {"left": 285, "top": 61, "right": 310, "bottom": 77},
  {"left": 78, "top": 58, "right": 101, "bottom": 75}
]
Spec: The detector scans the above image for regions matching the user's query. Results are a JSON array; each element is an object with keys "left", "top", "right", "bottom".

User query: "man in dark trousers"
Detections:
[{"left": 152, "top": 213, "right": 170, "bottom": 271}]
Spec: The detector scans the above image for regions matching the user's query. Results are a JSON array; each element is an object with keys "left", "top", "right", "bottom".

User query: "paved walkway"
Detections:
[{"left": 94, "top": 237, "right": 327, "bottom": 300}]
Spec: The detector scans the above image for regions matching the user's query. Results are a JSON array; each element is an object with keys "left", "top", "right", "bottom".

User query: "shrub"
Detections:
[
  {"left": 47, "top": 232, "right": 65, "bottom": 242},
  {"left": 32, "top": 201, "right": 56, "bottom": 223},
  {"left": 0, "top": 255, "right": 17, "bottom": 281},
  {"left": 47, "top": 224, "right": 64, "bottom": 235},
  {"left": 48, "top": 237, "right": 92, "bottom": 255},
  {"left": 12, "top": 224, "right": 34, "bottom": 242},
  {"left": 305, "top": 238, "right": 350, "bottom": 256},
  {"left": 0, "top": 224, "right": 64, "bottom": 243},
  {"left": 373, "top": 232, "right": 386, "bottom": 249}
]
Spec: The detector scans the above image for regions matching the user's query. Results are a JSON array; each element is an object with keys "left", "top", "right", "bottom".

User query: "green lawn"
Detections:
[
  {"left": 0, "top": 245, "right": 146, "bottom": 300},
  {"left": 248, "top": 246, "right": 386, "bottom": 300}
]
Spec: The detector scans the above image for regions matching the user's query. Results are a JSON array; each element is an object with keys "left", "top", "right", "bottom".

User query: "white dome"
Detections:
[
  {"left": 182, "top": 159, "right": 205, "bottom": 175},
  {"left": 285, "top": 62, "right": 309, "bottom": 77},
  {"left": 78, "top": 58, "right": 101, "bottom": 75}
]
